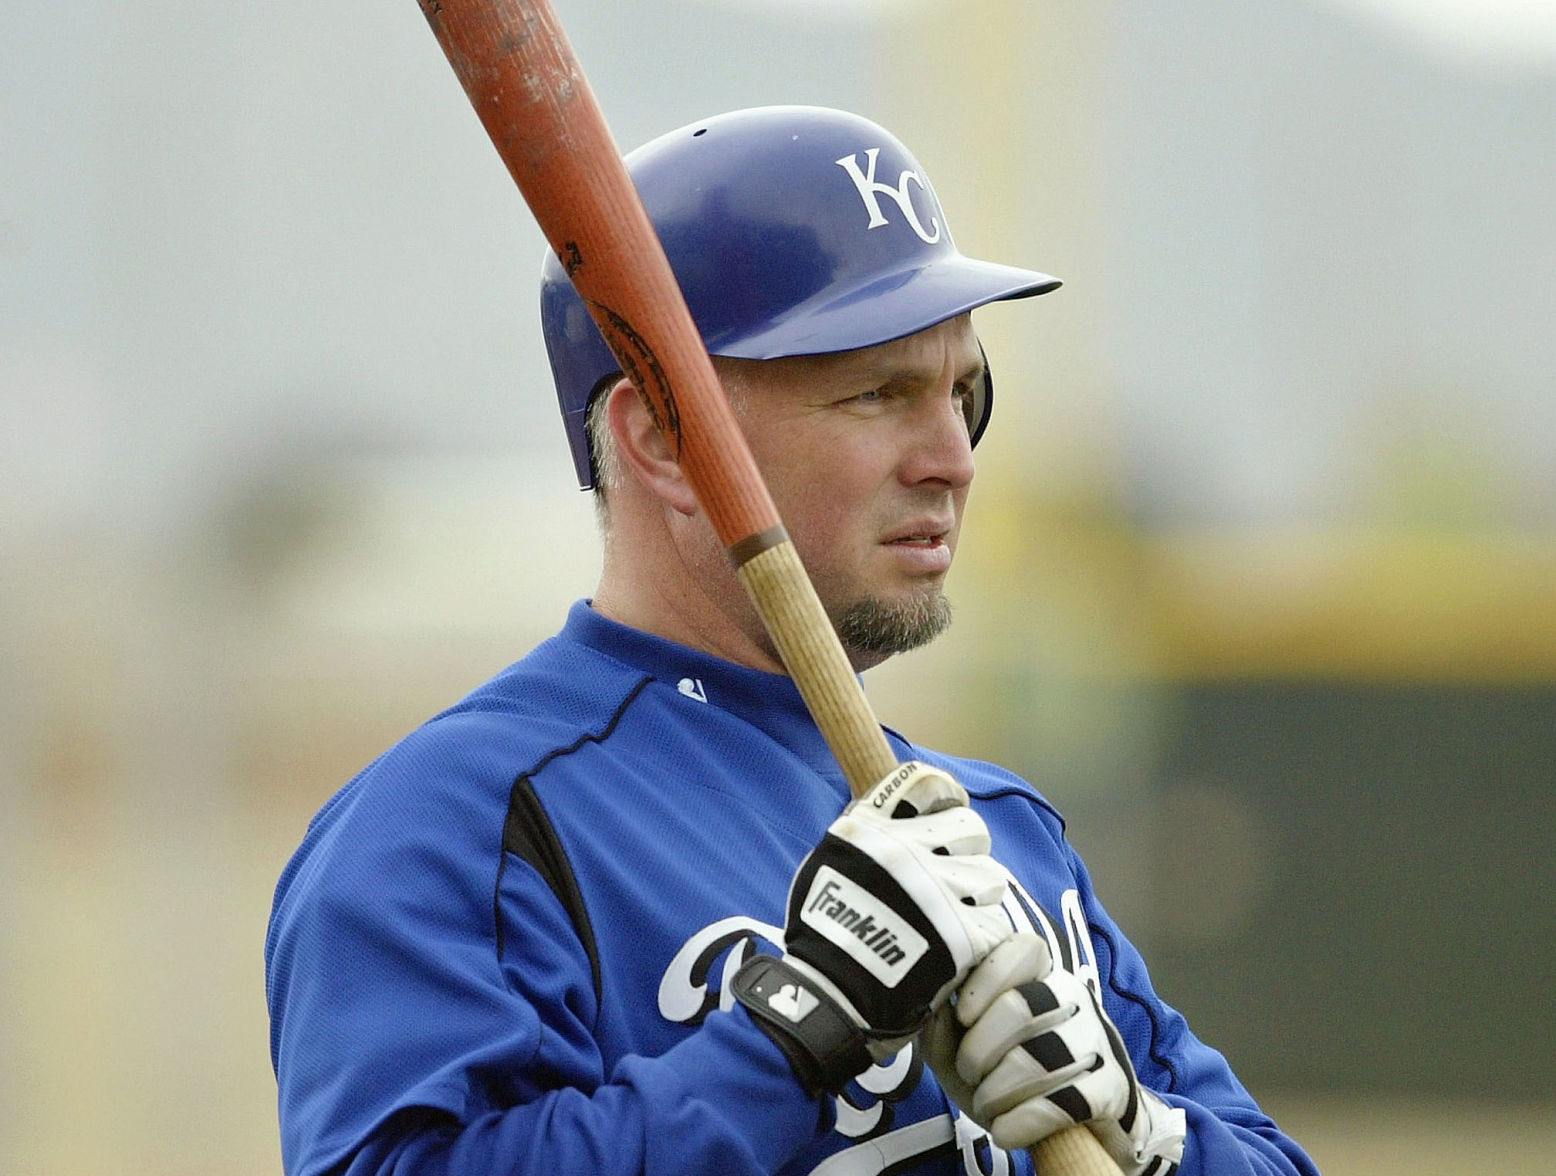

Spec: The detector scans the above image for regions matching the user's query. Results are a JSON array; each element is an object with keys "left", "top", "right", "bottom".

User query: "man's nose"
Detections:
[{"left": 903, "top": 391, "right": 977, "bottom": 489}]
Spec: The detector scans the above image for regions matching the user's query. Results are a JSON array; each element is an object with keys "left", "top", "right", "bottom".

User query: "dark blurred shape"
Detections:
[{"left": 1147, "top": 683, "right": 1556, "bottom": 1099}]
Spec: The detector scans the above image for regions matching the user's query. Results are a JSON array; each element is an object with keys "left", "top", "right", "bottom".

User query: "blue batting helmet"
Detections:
[{"left": 540, "top": 105, "right": 1060, "bottom": 489}]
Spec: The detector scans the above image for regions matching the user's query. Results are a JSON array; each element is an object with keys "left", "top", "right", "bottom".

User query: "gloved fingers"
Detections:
[
  {"left": 914, "top": 862, "right": 1018, "bottom": 968},
  {"left": 836, "top": 805, "right": 991, "bottom": 858},
  {"left": 992, "top": 1079, "right": 1183, "bottom": 1170},
  {"left": 970, "top": 1042, "right": 1097, "bottom": 1123},
  {"left": 970, "top": 1001, "right": 1133, "bottom": 1128},
  {"left": 988, "top": 1076, "right": 1161, "bottom": 1157},
  {"left": 957, "top": 905, "right": 1026, "bottom": 965},
  {"left": 829, "top": 822, "right": 1006, "bottom": 916},
  {"left": 920, "top": 1001, "right": 959, "bottom": 1074},
  {"left": 939, "top": 937, "right": 1181, "bottom": 1172},
  {"left": 1039, "top": 970, "right": 1120, "bottom": 1087},
  {"left": 954, "top": 935, "right": 1053, "bottom": 1027},
  {"left": 920, "top": 1003, "right": 977, "bottom": 1113},
  {"left": 852, "top": 760, "right": 968, "bottom": 819},
  {"left": 909, "top": 806, "right": 994, "bottom": 856},
  {"left": 956, "top": 980, "right": 1076, "bottom": 1084},
  {"left": 987, "top": 1096, "right": 1074, "bottom": 1153},
  {"left": 928, "top": 853, "right": 1012, "bottom": 907}
]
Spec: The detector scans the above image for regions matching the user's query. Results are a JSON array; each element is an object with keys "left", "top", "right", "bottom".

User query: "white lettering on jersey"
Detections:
[
  {"left": 657, "top": 914, "right": 782, "bottom": 1024},
  {"left": 835, "top": 149, "right": 943, "bottom": 244},
  {"left": 659, "top": 885, "right": 1093, "bottom": 1176},
  {"left": 809, "top": 1114, "right": 956, "bottom": 1176},
  {"left": 833, "top": 1046, "right": 917, "bottom": 1138},
  {"left": 955, "top": 1108, "right": 1013, "bottom": 1176},
  {"left": 1001, "top": 875, "right": 1100, "bottom": 989},
  {"left": 677, "top": 677, "right": 708, "bottom": 702},
  {"left": 1059, "top": 886, "right": 1102, "bottom": 999}
]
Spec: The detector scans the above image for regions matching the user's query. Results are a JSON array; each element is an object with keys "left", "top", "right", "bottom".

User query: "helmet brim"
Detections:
[{"left": 706, "top": 255, "right": 1060, "bottom": 360}]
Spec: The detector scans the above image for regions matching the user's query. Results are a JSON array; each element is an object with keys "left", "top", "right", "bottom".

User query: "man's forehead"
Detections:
[{"left": 851, "top": 319, "right": 983, "bottom": 375}]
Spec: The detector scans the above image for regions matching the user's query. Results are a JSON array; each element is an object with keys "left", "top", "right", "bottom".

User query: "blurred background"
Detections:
[{"left": 3, "top": 0, "right": 1553, "bottom": 1172}]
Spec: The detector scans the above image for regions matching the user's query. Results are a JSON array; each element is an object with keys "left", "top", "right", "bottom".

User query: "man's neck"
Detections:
[{"left": 592, "top": 541, "right": 788, "bottom": 675}]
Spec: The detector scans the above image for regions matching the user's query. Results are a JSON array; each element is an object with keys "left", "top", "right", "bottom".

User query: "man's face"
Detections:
[{"left": 719, "top": 314, "right": 983, "bottom": 669}]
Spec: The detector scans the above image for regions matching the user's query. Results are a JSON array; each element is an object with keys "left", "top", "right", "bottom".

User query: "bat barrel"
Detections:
[
  {"left": 418, "top": 3, "right": 1121, "bottom": 1171},
  {"left": 420, "top": 0, "right": 779, "bottom": 550}
]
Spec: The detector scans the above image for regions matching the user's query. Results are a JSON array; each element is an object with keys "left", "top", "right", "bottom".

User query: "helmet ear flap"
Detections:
[
  {"left": 576, "top": 371, "right": 626, "bottom": 492},
  {"left": 966, "top": 343, "right": 994, "bottom": 448}
]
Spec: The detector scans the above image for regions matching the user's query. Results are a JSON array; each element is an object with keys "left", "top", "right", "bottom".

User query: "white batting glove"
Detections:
[
  {"left": 922, "top": 935, "right": 1186, "bottom": 1176},
  {"left": 733, "top": 761, "right": 1015, "bottom": 1095}
]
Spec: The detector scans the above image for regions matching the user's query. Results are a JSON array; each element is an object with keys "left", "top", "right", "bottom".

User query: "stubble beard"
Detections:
[{"left": 834, "top": 587, "right": 953, "bottom": 661}]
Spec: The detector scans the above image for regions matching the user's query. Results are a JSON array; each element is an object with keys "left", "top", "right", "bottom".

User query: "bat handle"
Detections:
[
  {"left": 736, "top": 538, "right": 898, "bottom": 794},
  {"left": 740, "top": 545, "right": 1123, "bottom": 1176},
  {"left": 1036, "top": 1125, "right": 1127, "bottom": 1175}
]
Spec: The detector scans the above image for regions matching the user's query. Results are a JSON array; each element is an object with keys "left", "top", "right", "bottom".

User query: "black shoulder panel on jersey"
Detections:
[
  {"left": 494, "top": 675, "right": 653, "bottom": 1011},
  {"left": 500, "top": 775, "right": 602, "bottom": 1002}
]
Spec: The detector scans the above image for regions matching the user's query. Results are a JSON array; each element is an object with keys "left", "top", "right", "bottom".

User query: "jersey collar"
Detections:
[{"left": 560, "top": 599, "right": 863, "bottom": 796}]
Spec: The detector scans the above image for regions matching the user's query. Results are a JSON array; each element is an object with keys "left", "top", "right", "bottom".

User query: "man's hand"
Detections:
[
  {"left": 922, "top": 935, "right": 1186, "bottom": 1176},
  {"left": 732, "top": 761, "right": 1014, "bottom": 1095}
]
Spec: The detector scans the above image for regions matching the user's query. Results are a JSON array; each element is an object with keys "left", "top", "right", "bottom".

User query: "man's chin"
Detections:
[{"left": 834, "top": 590, "right": 953, "bottom": 662}]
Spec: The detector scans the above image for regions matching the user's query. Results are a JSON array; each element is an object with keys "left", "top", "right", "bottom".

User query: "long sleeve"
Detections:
[
  {"left": 325, "top": 1008, "right": 825, "bottom": 1176},
  {"left": 264, "top": 715, "right": 829, "bottom": 1176},
  {"left": 267, "top": 607, "right": 1321, "bottom": 1176}
]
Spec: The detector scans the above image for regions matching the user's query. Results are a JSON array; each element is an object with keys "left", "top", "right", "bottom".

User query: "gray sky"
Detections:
[
  {"left": 0, "top": 1, "right": 875, "bottom": 539},
  {"left": 3, "top": 0, "right": 1553, "bottom": 543}
]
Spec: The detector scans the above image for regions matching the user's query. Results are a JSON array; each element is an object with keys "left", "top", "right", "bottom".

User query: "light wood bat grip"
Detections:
[
  {"left": 735, "top": 538, "right": 896, "bottom": 795},
  {"left": 1035, "top": 1124, "right": 1128, "bottom": 1176},
  {"left": 740, "top": 540, "right": 1122, "bottom": 1172}
]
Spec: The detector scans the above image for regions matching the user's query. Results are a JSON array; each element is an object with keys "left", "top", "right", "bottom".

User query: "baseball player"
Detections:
[{"left": 265, "top": 106, "right": 1318, "bottom": 1176}]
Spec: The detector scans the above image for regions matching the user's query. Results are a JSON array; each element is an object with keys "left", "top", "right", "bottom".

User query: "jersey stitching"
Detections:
[
  {"left": 963, "top": 775, "right": 1181, "bottom": 1093},
  {"left": 492, "top": 674, "right": 654, "bottom": 1012},
  {"left": 1090, "top": 917, "right": 1181, "bottom": 1093}
]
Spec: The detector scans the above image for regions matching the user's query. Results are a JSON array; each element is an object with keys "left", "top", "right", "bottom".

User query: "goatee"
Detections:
[{"left": 835, "top": 591, "right": 953, "bottom": 658}]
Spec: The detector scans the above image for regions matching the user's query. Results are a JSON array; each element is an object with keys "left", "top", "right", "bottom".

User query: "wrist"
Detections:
[
  {"left": 731, "top": 954, "right": 873, "bottom": 1097},
  {"left": 782, "top": 954, "right": 919, "bottom": 1062}
]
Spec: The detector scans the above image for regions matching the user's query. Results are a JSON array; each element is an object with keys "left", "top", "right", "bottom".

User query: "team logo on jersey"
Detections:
[
  {"left": 835, "top": 148, "right": 943, "bottom": 245},
  {"left": 658, "top": 914, "right": 779, "bottom": 1025},
  {"left": 677, "top": 677, "right": 708, "bottom": 702},
  {"left": 659, "top": 883, "right": 1100, "bottom": 1176}
]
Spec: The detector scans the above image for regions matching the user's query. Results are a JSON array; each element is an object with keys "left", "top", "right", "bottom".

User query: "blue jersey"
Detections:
[{"left": 265, "top": 600, "right": 1316, "bottom": 1176}]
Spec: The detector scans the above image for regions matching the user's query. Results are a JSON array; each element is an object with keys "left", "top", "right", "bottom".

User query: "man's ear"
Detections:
[{"left": 603, "top": 377, "right": 700, "bottom": 516}]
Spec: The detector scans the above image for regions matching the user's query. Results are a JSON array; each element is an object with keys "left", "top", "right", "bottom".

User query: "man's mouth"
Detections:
[{"left": 885, "top": 518, "right": 952, "bottom": 546}]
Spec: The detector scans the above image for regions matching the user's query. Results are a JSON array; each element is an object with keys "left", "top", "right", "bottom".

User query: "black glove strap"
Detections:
[{"left": 732, "top": 954, "right": 872, "bottom": 1098}]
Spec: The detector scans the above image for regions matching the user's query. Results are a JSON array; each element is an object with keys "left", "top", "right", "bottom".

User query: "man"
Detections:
[{"left": 266, "top": 106, "right": 1318, "bottom": 1176}]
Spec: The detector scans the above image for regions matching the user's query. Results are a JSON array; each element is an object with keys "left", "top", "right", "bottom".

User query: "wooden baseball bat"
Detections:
[{"left": 416, "top": 3, "right": 1121, "bottom": 1173}]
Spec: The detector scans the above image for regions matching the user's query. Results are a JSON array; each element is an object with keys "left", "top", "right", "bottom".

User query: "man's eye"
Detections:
[
  {"left": 852, "top": 387, "right": 886, "bottom": 403},
  {"left": 953, "top": 382, "right": 978, "bottom": 429}
]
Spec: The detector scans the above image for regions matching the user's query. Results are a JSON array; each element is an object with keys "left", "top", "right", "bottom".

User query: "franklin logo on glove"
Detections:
[
  {"left": 801, "top": 867, "right": 927, "bottom": 984},
  {"left": 733, "top": 761, "right": 1017, "bottom": 1096}
]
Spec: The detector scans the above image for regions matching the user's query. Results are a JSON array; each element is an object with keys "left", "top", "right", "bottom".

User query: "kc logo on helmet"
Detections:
[{"left": 835, "top": 148, "right": 943, "bottom": 245}]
